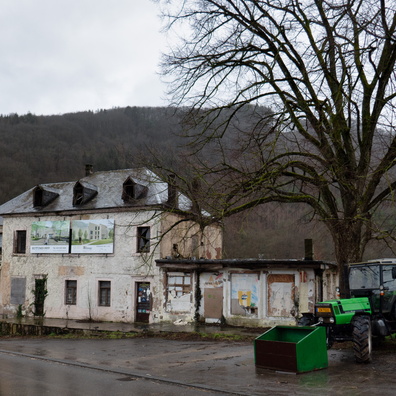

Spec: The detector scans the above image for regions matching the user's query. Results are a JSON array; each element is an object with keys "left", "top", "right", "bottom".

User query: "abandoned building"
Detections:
[
  {"left": 156, "top": 255, "right": 337, "bottom": 327},
  {"left": 0, "top": 165, "right": 337, "bottom": 327},
  {"left": 0, "top": 166, "right": 222, "bottom": 323}
]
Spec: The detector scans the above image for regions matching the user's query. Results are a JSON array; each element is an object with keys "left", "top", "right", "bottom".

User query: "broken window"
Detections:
[
  {"left": 73, "top": 181, "right": 98, "bottom": 206},
  {"left": 122, "top": 177, "right": 148, "bottom": 202},
  {"left": 14, "top": 230, "right": 26, "bottom": 254},
  {"left": 65, "top": 280, "right": 77, "bottom": 305},
  {"left": 73, "top": 184, "right": 84, "bottom": 205},
  {"left": 167, "top": 273, "right": 191, "bottom": 297},
  {"left": 137, "top": 226, "right": 150, "bottom": 253},
  {"left": 98, "top": 281, "right": 111, "bottom": 306},
  {"left": 33, "top": 186, "right": 59, "bottom": 207}
]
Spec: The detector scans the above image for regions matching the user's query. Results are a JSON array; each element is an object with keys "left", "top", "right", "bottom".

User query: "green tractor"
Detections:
[{"left": 300, "top": 259, "right": 396, "bottom": 363}]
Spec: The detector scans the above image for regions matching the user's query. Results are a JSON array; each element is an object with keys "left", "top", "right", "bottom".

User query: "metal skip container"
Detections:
[{"left": 254, "top": 326, "right": 328, "bottom": 373}]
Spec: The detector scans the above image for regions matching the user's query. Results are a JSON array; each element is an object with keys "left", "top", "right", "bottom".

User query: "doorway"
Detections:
[
  {"left": 34, "top": 277, "right": 47, "bottom": 316},
  {"left": 136, "top": 282, "right": 151, "bottom": 323}
]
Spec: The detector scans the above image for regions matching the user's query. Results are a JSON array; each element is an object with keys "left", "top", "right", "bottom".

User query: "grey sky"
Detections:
[{"left": 0, "top": 0, "right": 168, "bottom": 115}]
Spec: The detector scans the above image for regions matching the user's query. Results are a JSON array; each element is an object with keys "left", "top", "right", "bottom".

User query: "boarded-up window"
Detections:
[
  {"left": 231, "top": 273, "right": 259, "bottom": 316},
  {"left": 11, "top": 277, "right": 26, "bottom": 305},
  {"left": 267, "top": 274, "right": 295, "bottom": 317},
  {"left": 166, "top": 272, "right": 192, "bottom": 312}
]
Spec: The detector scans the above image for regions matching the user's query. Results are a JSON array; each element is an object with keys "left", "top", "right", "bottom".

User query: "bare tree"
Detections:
[{"left": 156, "top": 0, "right": 396, "bottom": 295}]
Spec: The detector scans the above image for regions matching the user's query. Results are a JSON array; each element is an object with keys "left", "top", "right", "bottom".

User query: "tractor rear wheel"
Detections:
[{"left": 352, "top": 315, "right": 372, "bottom": 363}]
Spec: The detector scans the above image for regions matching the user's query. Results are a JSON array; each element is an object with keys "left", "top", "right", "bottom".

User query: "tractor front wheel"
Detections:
[{"left": 352, "top": 315, "right": 372, "bottom": 363}]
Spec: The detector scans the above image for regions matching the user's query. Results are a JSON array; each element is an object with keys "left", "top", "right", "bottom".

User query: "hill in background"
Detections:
[{"left": 0, "top": 107, "right": 393, "bottom": 261}]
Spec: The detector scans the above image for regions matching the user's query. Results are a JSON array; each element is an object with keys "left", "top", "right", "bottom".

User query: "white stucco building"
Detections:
[{"left": 0, "top": 166, "right": 222, "bottom": 323}]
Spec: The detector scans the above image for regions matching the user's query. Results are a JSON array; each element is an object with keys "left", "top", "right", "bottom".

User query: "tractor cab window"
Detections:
[
  {"left": 349, "top": 265, "right": 380, "bottom": 290},
  {"left": 382, "top": 266, "right": 396, "bottom": 289}
]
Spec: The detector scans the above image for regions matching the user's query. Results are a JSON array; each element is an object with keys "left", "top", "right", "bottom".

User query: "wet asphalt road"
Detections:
[{"left": 0, "top": 337, "right": 395, "bottom": 395}]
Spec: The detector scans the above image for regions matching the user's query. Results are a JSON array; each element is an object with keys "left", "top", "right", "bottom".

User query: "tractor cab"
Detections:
[{"left": 349, "top": 259, "right": 396, "bottom": 319}]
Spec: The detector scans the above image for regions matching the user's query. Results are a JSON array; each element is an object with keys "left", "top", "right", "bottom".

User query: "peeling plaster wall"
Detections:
[
  {"left": 0, "top": 211, "right": 163, "bottom": 322},
  {"left": 159, "top": 214, "right": 222, "bottom": 260},
  {"left": 221, "top": 268, "right": 319, "bottom": 327},
  {"left": 166, "top": 292, "right": 192, "bottom": 313}
]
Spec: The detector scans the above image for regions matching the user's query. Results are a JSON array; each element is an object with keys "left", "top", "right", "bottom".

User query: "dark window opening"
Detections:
[
  {"left": 65, "top": 280, "right": 77, "bottom": 305},
  {"left": 15, "top": 230, "right": 26, "bottom": 254},
  {"left": 122, "top": 177, "right": 148, "bottom": 202},
  {"left": 73, "top": 184, "right": 84, "bottom": 205},
  {"left": 99, "top": 281, "right": 111, "bottom": 306},
  {"left": 137, "top": 227, "right": 150, "bottom": 253},
  {"left": 122, "top": 178, "right": 135, "bottom": 201},
  {"left": 33, "top": 188, "right": 43, "bottom": 207},
  {"left": 73, "top": 181, "right": 98, "bottom": 206}
]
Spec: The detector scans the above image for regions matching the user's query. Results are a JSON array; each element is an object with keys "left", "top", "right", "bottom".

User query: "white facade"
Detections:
[
  {"left": 0, "top": 211, "right": 161, "bottom": 322},
  {"left": 0, "top": 168, "right": 223, "bottom": 323}
]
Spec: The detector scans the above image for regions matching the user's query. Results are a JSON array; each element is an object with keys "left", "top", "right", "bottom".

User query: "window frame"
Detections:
[
  {"left": 167, "top": 273, "right": 192, "bottom": 297},
  {"left": 65, "top": 280, "right": 77, "bottom": 305},
  {"left": 98, "top": 280, "right": 111, "bottom": 307},
  {"left": 137, "top": 226, "right": 150, "bottom": 253},
  {"left": 14, "top": 230, "right": 27, "bottom": 254}
]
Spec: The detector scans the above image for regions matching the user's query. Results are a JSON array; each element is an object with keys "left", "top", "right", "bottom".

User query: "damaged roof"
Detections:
[{"left": 0, "top": 168, "right": 192, "bottom": 215}]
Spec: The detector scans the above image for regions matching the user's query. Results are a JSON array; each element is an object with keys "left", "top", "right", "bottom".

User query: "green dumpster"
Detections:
[{"left": 254, "top": 325, "right": 328, "bottom": 373}]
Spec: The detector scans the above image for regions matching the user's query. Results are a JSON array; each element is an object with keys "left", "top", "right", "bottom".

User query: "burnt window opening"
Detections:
[
  {"left": 122, "top": 177, "right": 148, "bottom": 202},
  {"left": 73, "top": 181, "right": 98, "bottom": 206},
  {"left": 137, "top": 226, "right": 150, "bottom": 253},
  {"left": 65, "top": 280, "right": 77, "bottom": 305},
  {"left": 14, "top": 230, "right": 27, "bottom": 254},
  {"left": 33, "top": 185, "right": 59, "bottom": 208},
  {"left": 167, "top": 273, "right": 192, "bottom": 297},
  {"left": 98, "top": 281, "right": 111, "bottom": 306}
]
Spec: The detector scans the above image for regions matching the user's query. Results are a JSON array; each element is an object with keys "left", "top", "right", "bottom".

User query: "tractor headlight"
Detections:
[
  {"left": 318, "top": 317, "right": 324, "bottom": 323},
  {"left": 329, "top": 317, "right": 335, "bottom": 323}
]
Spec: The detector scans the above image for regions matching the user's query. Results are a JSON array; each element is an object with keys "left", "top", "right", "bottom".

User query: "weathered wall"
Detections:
[
  {"left": 159, "top": 214, "right": 223, "bottom": 260},
  {"left": 203, "top": 268, "right": 318, "bottom": 327},
  {"left": 0, "top": 210, "right": 163, "bottom": 323}
]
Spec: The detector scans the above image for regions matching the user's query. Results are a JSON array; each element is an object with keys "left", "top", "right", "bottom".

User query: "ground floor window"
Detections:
[
  {"left": 65, "top": 280, "right": 77, "bottom": 305},
  {"left": 98, "top": 281, "right": 111, "bottom": 306},
  {"left": 167, "top": 273, "right": 191, "bottom": 297}
]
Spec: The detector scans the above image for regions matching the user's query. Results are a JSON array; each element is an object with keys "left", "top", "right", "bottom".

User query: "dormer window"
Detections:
[
  {"left": 122, "top": 177, "right": 148, "bottom": 202},
  {"left": 73, "top": 181, "right": 98, "bottom": 206},
  {"left": 33, "top": 185, "right": 60, "bottom": 208}
]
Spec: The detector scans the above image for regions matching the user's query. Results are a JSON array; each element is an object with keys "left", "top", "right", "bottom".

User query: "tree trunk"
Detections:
[{"left": 331, "top": 220, "right": 365, "bottom": 298}]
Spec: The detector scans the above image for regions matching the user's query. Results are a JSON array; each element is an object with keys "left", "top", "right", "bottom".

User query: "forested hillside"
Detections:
[
  {"left": 0, "top": 107, "right": 184, "bottom": 203},
  {"left": 0, "top": 107, "right": 392, "bottom": 261}
]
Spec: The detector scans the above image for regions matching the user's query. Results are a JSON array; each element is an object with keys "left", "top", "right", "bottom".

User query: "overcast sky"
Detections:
[{"left": 0, "top": 0, "right": 169, "bottom": 116}]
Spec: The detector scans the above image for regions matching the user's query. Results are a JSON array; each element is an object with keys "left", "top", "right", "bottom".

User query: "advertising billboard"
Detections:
[
  {"left": 30, "top": 221, "right": 70, "bottom": 253},
  {"left": 71, "top": 219, "right": 114, "bottom": 254}
]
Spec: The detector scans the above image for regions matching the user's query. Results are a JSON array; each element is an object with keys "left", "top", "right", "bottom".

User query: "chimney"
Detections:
[{"left": 85, "top": 164, "right": 93, "bottom": 176}]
